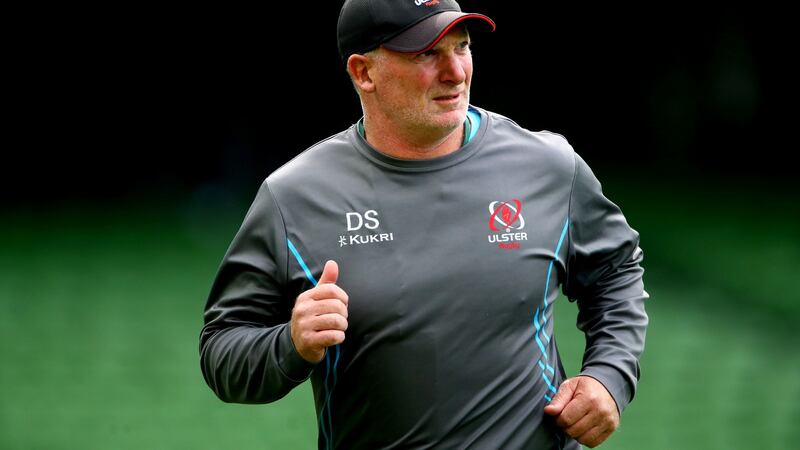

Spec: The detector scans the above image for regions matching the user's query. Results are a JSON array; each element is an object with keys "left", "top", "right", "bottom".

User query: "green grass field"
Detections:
[{"left": 1, "top": 176, "right": 798, "bottom": 449}]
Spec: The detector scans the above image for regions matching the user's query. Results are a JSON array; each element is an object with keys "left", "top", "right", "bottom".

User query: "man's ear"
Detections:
[{"left": 347, "top": 53, "right": 376, "bottom": 93}]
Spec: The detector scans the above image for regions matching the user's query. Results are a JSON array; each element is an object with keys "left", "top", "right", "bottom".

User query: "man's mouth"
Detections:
[{"left": 434, "top": 93, "right": 460, "bottom": 101}]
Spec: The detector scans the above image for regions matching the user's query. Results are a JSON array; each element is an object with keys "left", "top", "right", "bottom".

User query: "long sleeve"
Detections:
[
  {"left": 199, "top": 181, "right": 315, "bottom": 404},
  {"left": 563, "top": 154, "right": 650, "bottom": 413}
]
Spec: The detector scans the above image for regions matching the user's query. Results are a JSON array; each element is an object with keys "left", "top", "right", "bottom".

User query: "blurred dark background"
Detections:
[{"left": 5, "top": 3, "right": 796, "bottom": 208}]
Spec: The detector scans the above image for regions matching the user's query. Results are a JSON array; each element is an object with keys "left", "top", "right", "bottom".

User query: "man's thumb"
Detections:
[
  {"left": 543, "top": 378, "right": 577, "bottom": 416},
  {"left": 318, "top": 260, "right": 339, "bottom": 285}
]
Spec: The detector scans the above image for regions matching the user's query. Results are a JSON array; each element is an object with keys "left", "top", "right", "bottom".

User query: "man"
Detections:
[{"left": 200, "top": 1, "right": 649, "bottom": 449}]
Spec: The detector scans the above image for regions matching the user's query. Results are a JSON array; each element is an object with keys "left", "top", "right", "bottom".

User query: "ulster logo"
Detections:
[
  {"left": 487, "top": 199, "right": 528, "bottom": 249},
  {"left": 489, "top": 200, "right": 525, "bottom": 232}
]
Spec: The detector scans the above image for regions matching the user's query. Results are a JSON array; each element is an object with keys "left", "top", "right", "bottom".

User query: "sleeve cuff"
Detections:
[
  {"left": 277, "top": 323, "right": 316, "bottom": 382},
  {"left": 579, "top": 364, "right": 633, "bottom": 414}
]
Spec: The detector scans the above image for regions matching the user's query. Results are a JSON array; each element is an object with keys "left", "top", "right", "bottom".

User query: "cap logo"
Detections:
[{"left": 414, "top": 0, "right": 440, "bottom": 6}]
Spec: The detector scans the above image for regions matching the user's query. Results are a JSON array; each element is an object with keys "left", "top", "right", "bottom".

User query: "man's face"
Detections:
[{"left": 370, "top": 28, "right": 473, "bottom": 137}]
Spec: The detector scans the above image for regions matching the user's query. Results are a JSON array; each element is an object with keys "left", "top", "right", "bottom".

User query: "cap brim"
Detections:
[{"left": 382, "top": 11, "right": 496, "bottom": 54}]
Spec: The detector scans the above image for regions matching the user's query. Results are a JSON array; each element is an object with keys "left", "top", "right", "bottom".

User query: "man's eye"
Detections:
[{"left": 413, "top": 49, "right": 437, "bottom": 62}]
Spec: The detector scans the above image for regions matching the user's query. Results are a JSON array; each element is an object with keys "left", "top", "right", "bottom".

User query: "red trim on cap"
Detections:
[{"left": 391, "top": 14, "right": 496, "bottom": 56}]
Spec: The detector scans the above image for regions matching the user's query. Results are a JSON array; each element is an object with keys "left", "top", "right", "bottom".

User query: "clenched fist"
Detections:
[
  {"left": 543, "top": 376, "right": 620, "bottom": 448},
  {"left": 290, "top": 260, "right": 349, "bottom": 363}
]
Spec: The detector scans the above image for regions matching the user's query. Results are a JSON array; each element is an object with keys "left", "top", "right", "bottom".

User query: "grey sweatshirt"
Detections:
[{"left": 200, "top": 106, "right": 649, "bottom": 450}]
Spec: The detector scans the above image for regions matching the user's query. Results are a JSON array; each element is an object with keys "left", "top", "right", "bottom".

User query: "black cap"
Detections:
[{"left": 337, "top": 0, "right": 495, "bottom": 63}]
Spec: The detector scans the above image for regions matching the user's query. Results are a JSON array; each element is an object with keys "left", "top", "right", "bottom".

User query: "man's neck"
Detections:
[{"left": 362, "top": 117, "right": 465, "bottom": 160}]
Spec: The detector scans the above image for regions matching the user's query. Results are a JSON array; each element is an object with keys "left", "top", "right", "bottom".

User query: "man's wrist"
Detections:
[
  {"left": 579, "top": 365, "right": 632, "bottom": 414},
  {"left": 278, "top": 323, "right": 317, "bottom": 382}
]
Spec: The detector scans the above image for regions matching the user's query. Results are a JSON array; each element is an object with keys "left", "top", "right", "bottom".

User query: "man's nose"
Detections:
[{"left": 438, "top": 54, "right": 467, "bottom": 84}]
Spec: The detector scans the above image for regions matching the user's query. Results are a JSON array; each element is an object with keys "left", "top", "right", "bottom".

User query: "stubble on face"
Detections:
[{"left": 372, "top": 29, "right": 473, "bottom": 142}]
